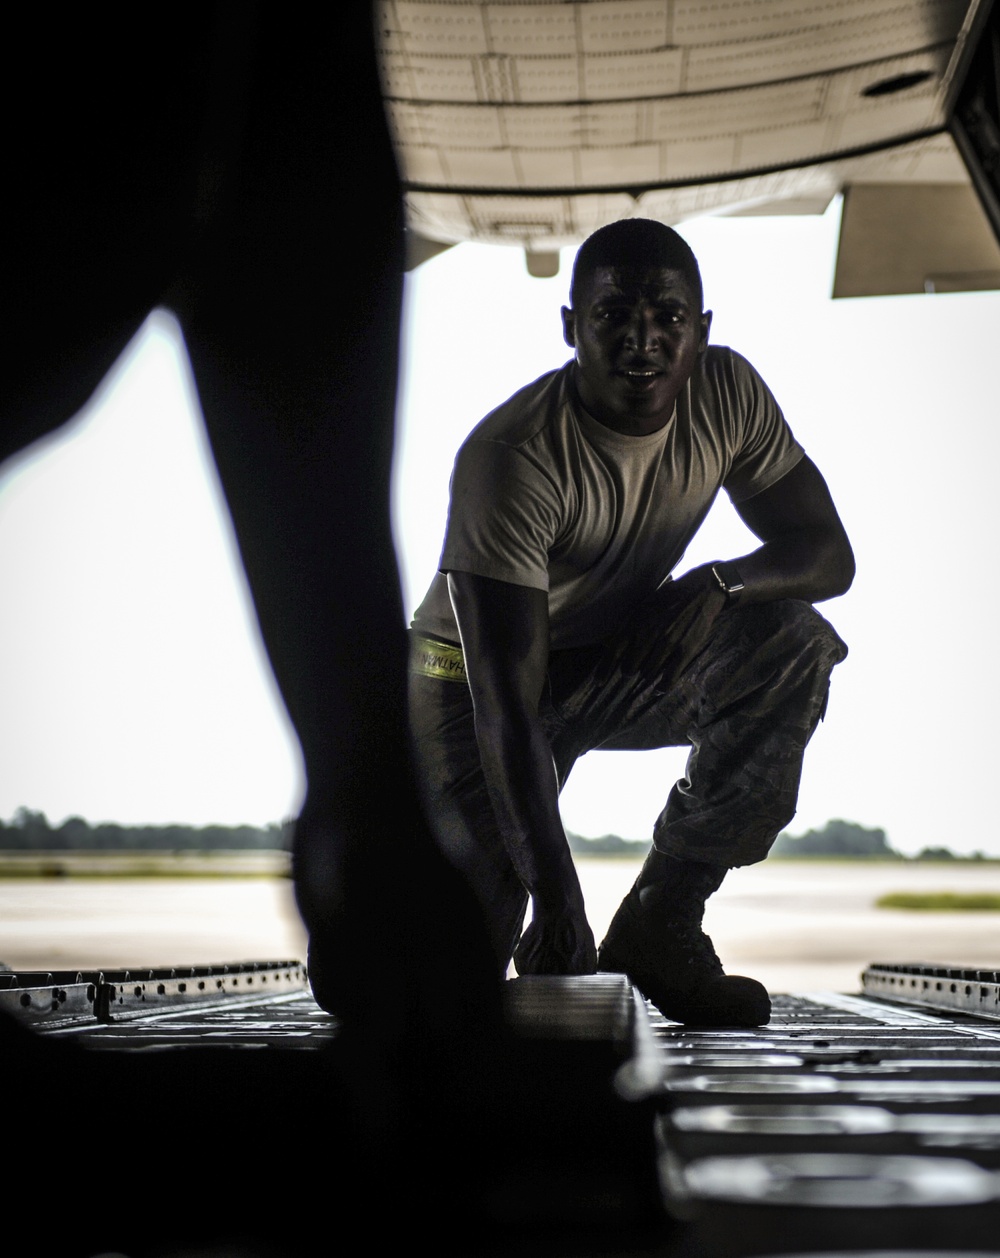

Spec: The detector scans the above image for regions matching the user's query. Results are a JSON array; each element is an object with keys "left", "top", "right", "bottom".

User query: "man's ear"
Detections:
[
  {"left": 699, "top": 309, "right": 713, "bottom": 354},
  {"left": 561, "top": 305, "right": 576, "bottom": 349}
]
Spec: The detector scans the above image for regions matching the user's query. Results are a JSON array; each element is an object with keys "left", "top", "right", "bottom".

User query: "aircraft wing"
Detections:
[{"left": 377, "top": 0, "right": 1000, "bottom": 295}]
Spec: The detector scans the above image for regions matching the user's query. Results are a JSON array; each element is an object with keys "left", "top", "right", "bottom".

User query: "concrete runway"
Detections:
[
  {"left": 0, "top": 876, "right": 308, "bottom": 973},
  {"left": 3, "top": 858, "right": 1000, "bottom": 993}
]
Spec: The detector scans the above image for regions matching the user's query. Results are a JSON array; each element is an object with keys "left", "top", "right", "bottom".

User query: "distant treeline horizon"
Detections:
[
  {"left": 1, "top": 809, "right": 987, "bottom": 861},
  {"left": 566, "top": 818, "right": 989, "bottom": 862},
  {"left": 0, "top": 808, "right": 293, "bottom": 852}
]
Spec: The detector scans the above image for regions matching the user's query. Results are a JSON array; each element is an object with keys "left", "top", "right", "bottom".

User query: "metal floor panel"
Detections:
[
  {"left": 19, "top": 970, "right": 1000, "bottom": 1254},
  {"left": 46, "top": 990, "right": 339, "bottom": 1049},
  {"left": 653, "top": 990, "right": 1000, "bottom": 1256}
]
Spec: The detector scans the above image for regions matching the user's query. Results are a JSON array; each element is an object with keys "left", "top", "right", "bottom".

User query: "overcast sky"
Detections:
[{"left": 3, "top": 198, "right": 999, "bottom": 855}]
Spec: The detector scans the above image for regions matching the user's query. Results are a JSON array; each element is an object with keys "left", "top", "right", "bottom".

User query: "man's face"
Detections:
[{"left": 562, "top": 265, "right": 711, "bottom": 436}]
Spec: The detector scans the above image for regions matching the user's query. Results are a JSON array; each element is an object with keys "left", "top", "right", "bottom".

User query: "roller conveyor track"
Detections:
[
  {"left": 11, "top": 962, "right": 1000, "bottom": 1255},
  {"left": 651, "top": 974, "right": 1000, "bottom": 1255}
]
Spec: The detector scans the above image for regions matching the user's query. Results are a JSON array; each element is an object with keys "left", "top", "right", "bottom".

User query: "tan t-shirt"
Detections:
[{"left": 412, "top": 347, "right": 803, "bottom": 650}]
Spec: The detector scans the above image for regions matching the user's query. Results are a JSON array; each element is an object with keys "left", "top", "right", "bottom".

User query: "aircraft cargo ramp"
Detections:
[{"left": 7, "top": 962, "right": 1000, "bottom": 1257}]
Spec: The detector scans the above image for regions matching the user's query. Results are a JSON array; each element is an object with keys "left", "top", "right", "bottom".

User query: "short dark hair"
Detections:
[{"left": 570, "top": 218, "right": 703, "bottom": 310}]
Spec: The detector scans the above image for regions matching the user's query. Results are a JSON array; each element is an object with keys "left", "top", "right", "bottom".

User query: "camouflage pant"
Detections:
[{"left": 409, "top": 598, "right": 847, "bottom": 967}]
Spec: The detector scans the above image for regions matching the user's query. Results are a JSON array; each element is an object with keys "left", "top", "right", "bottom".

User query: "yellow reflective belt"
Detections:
[{"left": 410, "top": 634, "right": 467, "bottom": 683}]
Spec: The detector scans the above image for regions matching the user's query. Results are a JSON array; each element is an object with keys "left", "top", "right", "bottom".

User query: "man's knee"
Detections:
[
  {"left": 732, "top": 599, "right": 847, "bottom": 672},
  {"left": 692, "top": 599, "right": 846, "bottom": 732}
]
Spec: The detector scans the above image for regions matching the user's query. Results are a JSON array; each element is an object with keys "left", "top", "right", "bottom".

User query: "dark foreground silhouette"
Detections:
[{"left": 1, "top": 8, "right": 614, "bottom": 1253}]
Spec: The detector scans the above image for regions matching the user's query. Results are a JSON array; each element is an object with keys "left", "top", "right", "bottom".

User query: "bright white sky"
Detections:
[{"left": 3, "top": 198, "right": 999, "bottom": 855}]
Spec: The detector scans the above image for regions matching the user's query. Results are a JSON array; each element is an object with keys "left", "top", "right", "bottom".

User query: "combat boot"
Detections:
[{"left": 597, "top": 849, "right": 770, "bottom": 1026}]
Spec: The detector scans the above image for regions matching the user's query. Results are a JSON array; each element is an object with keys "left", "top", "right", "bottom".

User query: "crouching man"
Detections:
[{"left": 408, "top": 219, "right": 853, "bottom": 1026}]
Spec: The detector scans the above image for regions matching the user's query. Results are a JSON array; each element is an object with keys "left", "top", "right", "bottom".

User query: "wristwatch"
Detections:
[{"left": 711, "top": 561, "right": 745, "bottom": 601}]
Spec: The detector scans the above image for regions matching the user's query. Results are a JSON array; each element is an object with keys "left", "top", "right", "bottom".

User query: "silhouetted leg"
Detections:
[
  {"left": 174, "top": 10, "right": 503, "bottom": 1153},
  {"left": 3, "top": 3, "right": 502, "bottom": 1184}
]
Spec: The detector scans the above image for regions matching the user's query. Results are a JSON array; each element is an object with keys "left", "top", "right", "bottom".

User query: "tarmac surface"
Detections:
[{"left": 5, "top": 859, "right": 1000, "bottom": 993}]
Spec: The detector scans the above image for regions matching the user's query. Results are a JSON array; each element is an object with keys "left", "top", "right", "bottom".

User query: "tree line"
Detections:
[
  {"left": 1, "top": 810, "right": 982, "bottom": 860},
  {"left": 566, "top": 819, "right": 901, "bottom": 859},
  {"left": 569, "top": 819, "right": 985, "bottom": 861},
  {"left": 0, "top": 808, "right": 293, "bottom": 852},
  {"left": 771, "top": 819, "right": 987, "bottom": 860}
]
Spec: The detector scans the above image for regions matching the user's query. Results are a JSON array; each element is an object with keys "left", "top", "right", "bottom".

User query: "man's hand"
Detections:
[{"left": 513, "top": 903, "right": 598, "bottom": 976}]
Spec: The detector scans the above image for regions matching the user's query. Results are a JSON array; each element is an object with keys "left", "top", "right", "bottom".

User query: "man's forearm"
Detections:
[
  {"left": 728, "top": 457, "right": 855, "bottom": 605},
  {"left": 730, "top": 528, "right": 855, "bottom": 606},
  {"left": 472, "top": 701, "right": 582, "bottom": 909},
  {"left": 446, "top": 569, "right": 596, "bottom": 973}
]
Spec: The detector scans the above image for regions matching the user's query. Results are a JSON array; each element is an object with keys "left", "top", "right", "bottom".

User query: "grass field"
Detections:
[
  {"left": 876, "top": 891, "right": 1000, "bottom": 911},
  {"left": 0, "top": 850, "right": 290, "bottom": 878}
]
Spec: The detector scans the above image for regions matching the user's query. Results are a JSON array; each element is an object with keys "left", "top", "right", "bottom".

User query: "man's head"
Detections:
[
  {"left": 562, "top": 219, "right": 711, "bottom": 437},
  {"left": 569, "top": 218, "right": 704, "bottom": 312}
]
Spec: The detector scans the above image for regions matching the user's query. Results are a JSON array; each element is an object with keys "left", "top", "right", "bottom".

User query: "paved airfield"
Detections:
[{"left": 4, "top": 859, "right": 1000, "bottom": 994}]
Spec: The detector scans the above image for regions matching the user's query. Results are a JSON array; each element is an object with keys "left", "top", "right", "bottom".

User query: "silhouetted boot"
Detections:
[{"left": 597, "top": 849, "right": 770, "bottom": 1026}]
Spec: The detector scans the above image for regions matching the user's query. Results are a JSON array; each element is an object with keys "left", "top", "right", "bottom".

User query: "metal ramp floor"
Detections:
[{"left": 8, "top": 962, "right": 1000, "bottom": 1256}]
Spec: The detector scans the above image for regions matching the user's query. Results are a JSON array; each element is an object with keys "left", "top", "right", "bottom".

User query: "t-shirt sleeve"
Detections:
[
  {"left": 439, "top": 439, "right": 560, "bottom": 591},
  {"left": 722, "top": 352, "right": 804, "bottom": 504}
]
